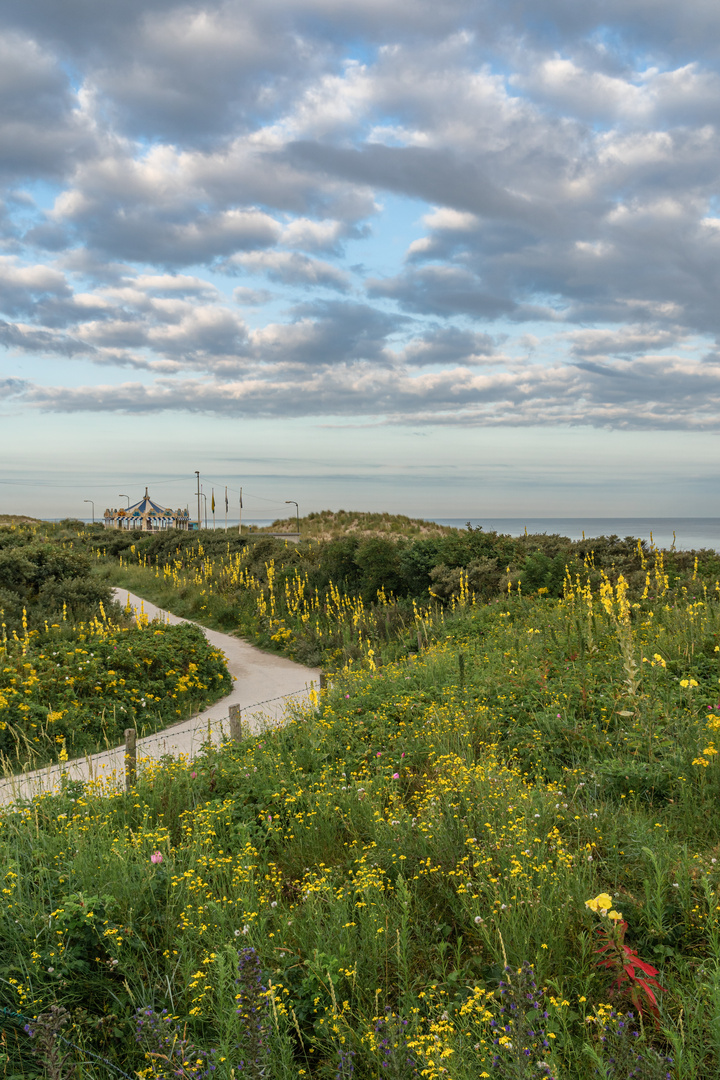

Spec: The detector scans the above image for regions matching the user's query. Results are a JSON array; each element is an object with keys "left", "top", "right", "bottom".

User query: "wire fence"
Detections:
[
  {"left": 124, "top": 686, "right": 312, "bottom": 755},
  {"left": 0, "top": 684, "right": 316, "bottom": 803}
]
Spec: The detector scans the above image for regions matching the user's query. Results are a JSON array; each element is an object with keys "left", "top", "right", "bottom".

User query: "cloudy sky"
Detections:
[{"left": 2, "top": 0, "right": 720, "bottom": 520}]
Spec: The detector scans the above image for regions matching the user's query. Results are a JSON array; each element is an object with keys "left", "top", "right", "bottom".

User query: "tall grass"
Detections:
[{"left": 2, "top": 569, "right": 720, "bottom": 1076}]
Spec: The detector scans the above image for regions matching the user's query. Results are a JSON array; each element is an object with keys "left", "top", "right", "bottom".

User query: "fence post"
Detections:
[
  {"left": 417, "top": 630, "right": 423, "bottom": 653},
  {"left": 228, "top": 703, "right": 243, "bottom": 742},
  {"left": 319, "top": 671, "right": 327, "bottom": 692},
  {"left": 124, "top": 728, "right": 136, "bottom": 791}
]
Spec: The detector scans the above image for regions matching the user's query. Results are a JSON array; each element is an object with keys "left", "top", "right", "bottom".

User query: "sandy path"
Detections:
[{"left": 0, "top": 589, "right": 319, "bottom": 805}]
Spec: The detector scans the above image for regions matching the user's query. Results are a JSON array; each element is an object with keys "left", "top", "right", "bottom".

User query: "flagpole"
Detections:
[
  {"left": 238, "top": 487, "right": 242, "bottom": 535},
  {"left": 212, "top": 488, "right": 216, "bottom": 530},
  {"left": 224, "top": 485, "right": 228, "bottom": 532}
]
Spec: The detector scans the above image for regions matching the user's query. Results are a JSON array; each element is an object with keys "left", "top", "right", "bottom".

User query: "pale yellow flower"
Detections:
[{"left": 585, "top": 892, "right": 613, "bottom": 914}]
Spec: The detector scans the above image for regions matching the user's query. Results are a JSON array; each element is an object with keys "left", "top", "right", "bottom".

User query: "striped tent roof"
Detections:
[{"left": 122, "top": 488, "right": 173, "bottom": 517}]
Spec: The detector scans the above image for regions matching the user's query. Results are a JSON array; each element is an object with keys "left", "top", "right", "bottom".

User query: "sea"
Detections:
[
  {"left": 69, "top": 516, "right": 720, "bottom": 552},
  {"left": 432, "top": 518, "right": 720, "bottom": 552}
]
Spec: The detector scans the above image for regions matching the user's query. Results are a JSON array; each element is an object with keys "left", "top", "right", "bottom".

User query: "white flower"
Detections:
[
  {"left": 474, "top": 916, "right": 483, "bottom": 924},
  {"left": 270, "top": 901, "right": 277, "bottom": 909}
]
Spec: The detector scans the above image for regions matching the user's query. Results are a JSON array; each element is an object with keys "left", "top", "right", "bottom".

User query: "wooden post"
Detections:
[
  {"left": 228, "top": 703, "right": 243, "bottom": 741},
  {"left": 417, "top": 630, "right": 423, "bottom": 653},
  {"left": 319, "top": 671, "right": 327, "bottom": 691},
  {"left": 124, "top": 728, "right": 136, "bottom": 790}
]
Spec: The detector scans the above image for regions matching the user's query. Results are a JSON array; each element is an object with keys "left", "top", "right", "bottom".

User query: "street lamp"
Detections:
[
  {"left": 119, "top": 494, "right": 130, "bottom": 508},
  {"left": 83, "top": 499, "right": 95, "bottom": 524},
  {"left": 285, "top": 500, "right": 299, "bottom": 535}
]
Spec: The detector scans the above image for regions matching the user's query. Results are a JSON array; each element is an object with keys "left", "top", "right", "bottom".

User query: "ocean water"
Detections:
[
  {"left": 70, "top": 516, "right": 720, "bottom": 551},
  {"left": 431, "top": 518, "right": 720, "bottom": 552}
]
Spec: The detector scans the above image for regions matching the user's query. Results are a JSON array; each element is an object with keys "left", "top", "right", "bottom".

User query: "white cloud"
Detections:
[
  {"left": 226, "top": 250, "right": 351, "bottom": 289},
  {"left": 4, "top": 0, "right": 720, "bottom": 436}
]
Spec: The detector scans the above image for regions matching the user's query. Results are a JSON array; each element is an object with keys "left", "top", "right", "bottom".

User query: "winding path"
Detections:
[{"left": 0, "top": 590, "right": 319, "bottom": 805}]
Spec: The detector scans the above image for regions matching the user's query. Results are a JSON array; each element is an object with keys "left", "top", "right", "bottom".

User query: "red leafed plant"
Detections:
[{"left": 585, "top": 894, "right": 665, "bottom": 1020}]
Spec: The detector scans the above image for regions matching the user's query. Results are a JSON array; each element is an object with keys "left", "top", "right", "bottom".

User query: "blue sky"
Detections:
[{"left": 2, "top": 0, "right": 720, "bottom": 519}]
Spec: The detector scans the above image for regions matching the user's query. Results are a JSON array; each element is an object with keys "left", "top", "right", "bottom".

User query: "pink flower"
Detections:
[
  {"left": 150, "top": 851, "right": 163, "bottom": 864},
  {"left": 190, "top": 771, "right": 197, "bottom": 779},
  {"left": 376, "top": 751, "right": 382, "bottom": 757},
  {"left": 267, "top": 814, "right": 272, "bottom": 824},
  {"left": 392, "top": 773, "right": 400, "bottom": 779},
  {"left": 401, "top": 752, "right": 405, "bottom": 758}
]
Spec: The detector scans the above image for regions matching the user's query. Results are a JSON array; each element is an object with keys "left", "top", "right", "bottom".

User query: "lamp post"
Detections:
[
  {"left": 285, "top": 500, "right": 299, "bottom": 535},
  {"left": 119, "top": 494, "right": 130, "bottom": 508},
  {"left": 83, "top": 499, "right": 95, "bottom": 524},
  {"left": 201, "top": 493, "right": 208, "bottom": 530}
]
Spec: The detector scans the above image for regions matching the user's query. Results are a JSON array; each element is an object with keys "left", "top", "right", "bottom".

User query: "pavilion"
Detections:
[{"left": 103, "top": 489, "right": 192, "bottom": 532}]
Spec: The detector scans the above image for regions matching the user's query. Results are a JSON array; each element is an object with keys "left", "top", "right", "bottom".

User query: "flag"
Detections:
[
  {"left": 225, "top": 486, "right": 228, "bottom": 512},
  {"left": 211, "top": 489, "right": 215, "bottom": 513},
  {"left": 239, "top": 488, "right": 243, "bottom": 508}
]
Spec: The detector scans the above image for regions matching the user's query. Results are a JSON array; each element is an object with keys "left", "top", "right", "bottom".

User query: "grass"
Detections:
[
  {"left": 92, "top": 516, "right": 720, "bottom": 678},
  {"left": 101, "top": 555, "right": 434, "bottom": 670},
  {"left": 2, "top": 564, "right": 720, "bottom": 1077},
  {"left": 257, "top": 510, "right": 458, "bottom": 541},
  {"left": 0, "top": 515, "right": 43, "bottom": 526},
  {"left": 0, "top": 609, "right": 232, "bottom": 772}
]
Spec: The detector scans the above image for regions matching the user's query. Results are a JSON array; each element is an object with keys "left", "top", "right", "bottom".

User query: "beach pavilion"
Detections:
[{"left": 103, "top": 489, "right": 192, "bottom": 532}]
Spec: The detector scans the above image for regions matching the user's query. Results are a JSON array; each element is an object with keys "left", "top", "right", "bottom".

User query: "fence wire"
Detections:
[{"left": 0, "top": 684, "right": 315, "bottom": 802}]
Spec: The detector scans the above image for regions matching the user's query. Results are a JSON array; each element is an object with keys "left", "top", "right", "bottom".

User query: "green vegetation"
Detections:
[
  {"left": 0, "top": 616, "right": 230, "bottom": 770},
  {"left": 2, "top": 532, "right": 720, "bottom": 1076},
  {"left": 0, "top": 523, "right": 111, "bottom": 635},
  {"left": 94, "top": 516, "right": 720, "bottom": 671},
  {"left": 0, "top": 515, "right": 42, "bottom": 527},
  {"left": 260, "top": 508, "right": 457, "bottom": 541},
  {"left": 0, "top": 523, "right": 231, "bottom": 768}
]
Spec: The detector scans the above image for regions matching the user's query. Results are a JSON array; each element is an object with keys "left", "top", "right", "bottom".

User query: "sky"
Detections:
[{"left": 2, "top": 0, "right": 720, "bottom": 521}]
